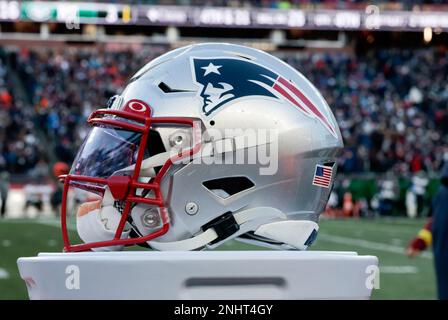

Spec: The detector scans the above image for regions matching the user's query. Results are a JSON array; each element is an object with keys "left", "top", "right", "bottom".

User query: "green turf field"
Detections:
[{"left": 0, "top": 217, "right": 436, "bottom": 299}]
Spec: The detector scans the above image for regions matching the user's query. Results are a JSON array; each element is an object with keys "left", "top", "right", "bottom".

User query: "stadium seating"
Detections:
[{"left": 4, "top": 47, "right": 447, "bottom": 174}]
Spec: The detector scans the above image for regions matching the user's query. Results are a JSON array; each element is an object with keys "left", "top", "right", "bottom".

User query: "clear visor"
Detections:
[{"left": 70, "top": 125, "right": 144, "bottom": 179}]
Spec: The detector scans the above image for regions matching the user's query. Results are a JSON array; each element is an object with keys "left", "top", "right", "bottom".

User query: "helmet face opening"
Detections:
[{"left": 59, "top": 100, "right": 202, "bottom": 252}]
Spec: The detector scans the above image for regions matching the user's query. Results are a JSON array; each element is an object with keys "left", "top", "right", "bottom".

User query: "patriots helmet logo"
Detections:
[{"left": 191, "top": 57, "right": 337, "bottom": 137}]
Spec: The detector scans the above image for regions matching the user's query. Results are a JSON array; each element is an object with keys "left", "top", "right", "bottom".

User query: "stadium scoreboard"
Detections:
[{"left": 1, "top": 1, "right": 448, "bottom": 31}]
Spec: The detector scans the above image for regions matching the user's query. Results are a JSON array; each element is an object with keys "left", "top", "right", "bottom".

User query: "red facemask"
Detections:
[{"left": 59, "top": 99, "right": 202, "bottom": 252}]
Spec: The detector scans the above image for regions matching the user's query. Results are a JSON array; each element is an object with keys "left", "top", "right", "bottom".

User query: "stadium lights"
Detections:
[{"left": 423, "top": 27, "right": 432, "bottom": 43}]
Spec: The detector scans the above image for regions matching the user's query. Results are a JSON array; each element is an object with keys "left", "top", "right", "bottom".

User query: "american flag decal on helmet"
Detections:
[{"left": 312, "top": 164, "right": 333, "bottom": 188}]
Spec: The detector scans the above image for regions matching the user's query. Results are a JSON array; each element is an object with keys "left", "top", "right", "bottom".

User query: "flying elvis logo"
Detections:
[{"left": 191, "top": 57, "right": 337, "bottom": 137}]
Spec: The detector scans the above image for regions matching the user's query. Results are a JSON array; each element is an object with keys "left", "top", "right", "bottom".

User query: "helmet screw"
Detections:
[
  {"left": 169, "top": 131, "right": 186, "bottom": 147},
  {"left": 185, "top": 202, "right": 199, "bottom": 215}
]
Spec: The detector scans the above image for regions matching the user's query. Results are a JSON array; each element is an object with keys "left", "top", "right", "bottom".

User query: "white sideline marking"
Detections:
[
  {"left": 318, "top": 234, "right": 433, "bottom": 259},
  {"left": 321, "top": 222, "right": 425, "bottom": 235},
  {"left": 1, "top": 239, "right": 11, "bottom": 247},
  {"left": 0, "top": 268, "right": 10, "bottom": 279},
  {"left": 47, "top": 239, "right": 58, "bottom": 247},
  {"left": 380, "top": 266, "right": 418, "bottom": 274}
]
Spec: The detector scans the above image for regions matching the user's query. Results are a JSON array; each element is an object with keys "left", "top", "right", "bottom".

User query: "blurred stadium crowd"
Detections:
[
  {"left": 0, "top": 44, "right": 446, "bottom": 217},
  {"left": 17, "top": 47, "right": 161, "bottom": 166},
  {"left": 0, "top": 51, "right": 43, "bottom": 175},
  {"left": 280, "top": 49, "right": 448, "bottom": 174}
]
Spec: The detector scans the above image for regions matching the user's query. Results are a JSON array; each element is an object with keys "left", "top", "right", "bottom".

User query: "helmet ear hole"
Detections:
[
  {"left": 202, "top": 176, "right": 255, "bottom": 199},
  {"left": 146, "top": 129, "right": 166, "bottom": 158}
]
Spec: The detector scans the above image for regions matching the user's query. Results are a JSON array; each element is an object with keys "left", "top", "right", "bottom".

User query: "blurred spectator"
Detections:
[
  {"left": 50, "top": 161, "right": 69, "bottom": 215},
  {"left": 432, "top": 163, "right": 448, "bottom": 299},
  {"left": 406, "top": 172, "right": 429, "bottom": 218},
  {"left": 0, "top": 171, "right": 9, "bottom": 217},
  {"left": 406, "top": 163, "right": 448, "bottom": 300},
  {"left": 376, "top": 173, "right": 399, "bottom": 216}
]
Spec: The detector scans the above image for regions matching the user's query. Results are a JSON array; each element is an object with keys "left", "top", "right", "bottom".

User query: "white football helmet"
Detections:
[{"left": 60, "top": 43, "right": 343, "bottom": 252}]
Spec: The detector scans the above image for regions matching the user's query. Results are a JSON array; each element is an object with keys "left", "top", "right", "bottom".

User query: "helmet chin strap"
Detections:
[
  {"left": 148, "top": 207, "right": 287, "bottom": 251},
  {"left": 253, "top": 220, "right": 319, "bottom": 250}
]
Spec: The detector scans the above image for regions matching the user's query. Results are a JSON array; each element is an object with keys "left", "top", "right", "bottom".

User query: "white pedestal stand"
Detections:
[{"left": 17, "top": 251, "right": 378, "bottom": 300}]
